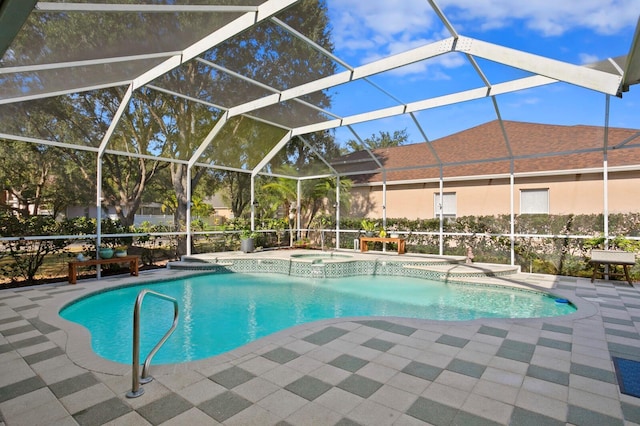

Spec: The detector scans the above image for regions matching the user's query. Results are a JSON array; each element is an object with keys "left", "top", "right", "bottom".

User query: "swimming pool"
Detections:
[{"left": 60, "top": 273, "right": 575, "bottom": 364}]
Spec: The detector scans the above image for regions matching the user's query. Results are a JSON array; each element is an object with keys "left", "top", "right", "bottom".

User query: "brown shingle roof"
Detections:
[{"left": 332, "top": 120, "right": 640, "bottom": 183}]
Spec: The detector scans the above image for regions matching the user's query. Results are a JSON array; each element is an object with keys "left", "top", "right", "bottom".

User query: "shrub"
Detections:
[{"left": 0, "top": 214, "right": 69, "bottom": 284}]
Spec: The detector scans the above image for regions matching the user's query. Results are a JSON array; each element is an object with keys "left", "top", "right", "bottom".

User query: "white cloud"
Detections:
[
  {"left": 440, "top": 0, "right": 640, "bottom": 36},
  {"left": 328, "top": 0, "right": 437, "bottom": 58},
  {"left": 579, "top": 53, "right": 600, "bottom": 65},
  {"left": 328, "top": 0, "right": 640, "bottom": 74}
]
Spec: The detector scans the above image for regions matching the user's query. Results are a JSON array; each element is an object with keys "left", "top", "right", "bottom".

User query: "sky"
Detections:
[{"left": 323, "top": 0, "right": 640, "bottom": 147}]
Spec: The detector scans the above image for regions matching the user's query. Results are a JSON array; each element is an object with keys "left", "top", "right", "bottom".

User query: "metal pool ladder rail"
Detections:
[{"left": 126, "top": 289, "right": 179, "bottom": 398}]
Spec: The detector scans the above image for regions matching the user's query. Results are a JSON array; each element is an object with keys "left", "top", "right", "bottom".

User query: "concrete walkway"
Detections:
[{"left": 1, "top": 254, "right": 640, "bottom": 425}]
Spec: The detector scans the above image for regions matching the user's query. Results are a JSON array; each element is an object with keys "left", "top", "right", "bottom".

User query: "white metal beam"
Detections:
[
  {"left": 35, "top": 3, "right": 258, "bottom": 13},
  {"left": 346, "top": 126, "right": 384, "bottom": 169},
  {"left": 146, "top": 83, "right": 294, "bottom": 132},
  {"left": 1, "top": 0, "right": 38, "bottom": 58},
  {"left": 455, "top": 36, "right": 622, "bottom": 95},
  {"left": 353, "top": 39, "right": 455, "bottom": 79},
  {"left": 228, "top": 38, "right": 455, "bottom": 117},
  {"left": 0, "top": 51, "right": 180, "bottom": 75},
  {"left": 350, "top": 164, "right": 640, "bottom": 187},
  {"left": 297, "top": 135, "right": 338, "bottom": 175},
  {"left": 428, "top": 0, "right": 457, "bottom": 38},
  {"left": 193, "top": 162, "right": 251, "bottom": 174},
  {"left": 0, "top": 80, "right": 131, "bottom": 105},
  {"left": 104, "top": 150, "right": 189, "bottom": 165},
  {"left": 251, "top": 131, "right": 293, "bottom": 177},
  {"left": 342, "top": 105, "right": 406, "bottom": 127},
  {"left": 98, "top": 84, "right": 133, "bottom": 157},
  {"left": 613, "top": 132, "right": 640, "bottom": 149},
  {"left": 292, "top": 75, "right": 556, "bottom": 136},
  {"left": 270, "top": 16, "right": 352, "bottom": 70},
  {"left": 3, "top": 1, "right": 296, "bottom": 103},
  {"left": 410, "top": 113, "right": 442, "bottom": 166},
  {"left": 0, "top": 132, "right": 98, "bottom": 152},
  {"left": 188, "top": 111, "right": 230, "bottom": 168},
  {"left": 622, "top": 17, "right": 640, "bottom": 91},
  {"left": 195, "top": 58, "right": 342, "bottom": 120}
]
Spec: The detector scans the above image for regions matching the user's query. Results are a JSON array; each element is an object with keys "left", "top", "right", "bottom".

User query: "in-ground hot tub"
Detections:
[{"left": 290, "top": 253, "right": 352, "bottom": 261}]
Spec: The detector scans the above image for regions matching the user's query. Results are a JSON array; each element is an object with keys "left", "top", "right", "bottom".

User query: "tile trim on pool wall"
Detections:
[
  {"left": 167, "top": 258, "right": 567, "bottom": 300},
  {"left": 195, "top": 258, "right": 517, "bottom": 282}
]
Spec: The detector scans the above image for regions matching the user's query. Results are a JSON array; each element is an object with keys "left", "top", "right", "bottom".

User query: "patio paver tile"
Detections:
[
  {"left": 509, "top": 407, "right": 565, "bottom": 426},
  {"left": 284, "top": 375, "right": 332, "bottom": 401},
  {"left": 567, "top": 404, "right": 623, "bottom": 426},
  {"left": 337, "top": 374, "right": 383, "bottom": 398},
  {"left": 73, "top": 397, "right": 132, "bottom": 426},
  {"left": 197, "top": 391, "right": 252, "bottom": 423},
  {"left": 136, "top": 393, "right": 192, "bottom": 425}
]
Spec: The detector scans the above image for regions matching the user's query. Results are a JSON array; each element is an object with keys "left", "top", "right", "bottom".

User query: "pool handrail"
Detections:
[{"left": 126, "top": 289, "right": 179, "bottom": 398}]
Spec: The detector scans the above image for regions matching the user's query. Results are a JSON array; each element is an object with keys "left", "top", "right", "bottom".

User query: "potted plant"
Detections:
[
  {"left": 294, "top": 237, "right": 311, "bottom": 248},
  {"left": 98, "top": 246, "right": 114, "bottom": 259},
  {"left": 361, "top": 219, "right": 378, "bottom": 237},
  {"left": 240, "top": 229, "right": 257, "bottom": 253},
  {"left": 114, "top": 245, "right": 128, "bottom": 257}
]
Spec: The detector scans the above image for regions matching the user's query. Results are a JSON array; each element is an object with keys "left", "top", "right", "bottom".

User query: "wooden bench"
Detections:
[
  {"left": 590, "top": 249, "right": 635, "bottom": 285},
  {"left": 68, "top": 255, "right": 140, "bottom": 284},
  {"left": 360, "top": 236, "right": 406, "bottom": 254}
]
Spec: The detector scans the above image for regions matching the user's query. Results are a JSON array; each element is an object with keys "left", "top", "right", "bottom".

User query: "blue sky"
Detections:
[{"left": 323, "top": 0, "right": 640, "bottom": 146}]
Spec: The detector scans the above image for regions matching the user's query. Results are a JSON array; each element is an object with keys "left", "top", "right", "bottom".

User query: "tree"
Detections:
[
  {"left": 343, "top": 129, "right": 409, "bottom": 153},
  {"left": 0, "top": 214, "right": 68, "bottom": 284},
  {"left": 0, "top": 98, "right": 96, "bottom": 218},
  {"left": 2, "top": 0, "right": 340, "bottom": 257},
  {"left": 97, "top": 88, "right": 172, "bottom": 226},
  {"left": 217, "top": 171, "right": 252, "bottom": 219},
  {"left": 145, "top": 0, "right": 339, "bottom": 250},
  {"left": 0, "top": 140, "right": 55, "bottom": 217},
  {"left": 260, "top": 165, "right": 352, "bottom": 236},
  {"left": 307, "top": 177, "right": 352, "bottom": 231}
]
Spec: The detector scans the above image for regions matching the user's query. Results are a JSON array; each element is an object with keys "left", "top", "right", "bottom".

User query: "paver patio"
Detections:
[{"left": 1, "top": 252, "right": 640, "bottom": 425}]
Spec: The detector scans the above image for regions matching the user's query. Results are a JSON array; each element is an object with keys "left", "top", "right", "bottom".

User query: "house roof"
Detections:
[{"left": 332, "top": 120, "right": 640, "bottom": 184}]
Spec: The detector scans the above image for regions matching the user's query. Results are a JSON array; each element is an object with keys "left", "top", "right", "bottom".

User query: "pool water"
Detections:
[{"left": 60, "top": 273, "right": 575, "bottom": 364}]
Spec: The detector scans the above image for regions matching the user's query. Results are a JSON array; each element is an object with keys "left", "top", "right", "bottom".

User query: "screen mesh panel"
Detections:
[{"left": 3, "top": 11, "right": 241, "bottom": 66}]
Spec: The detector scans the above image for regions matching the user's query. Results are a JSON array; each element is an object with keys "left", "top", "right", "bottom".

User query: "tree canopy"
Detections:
[
  {"left": 0, "top": 0, "right": 341, "bottom": 253},
  {"left": 343, "top": 129, "right": 409, "bottom": 153}
]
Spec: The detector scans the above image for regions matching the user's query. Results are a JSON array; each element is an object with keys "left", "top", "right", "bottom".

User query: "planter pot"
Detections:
[
  {"left": 389, "top": 233, "right": 399, "bottom": 238},
  {"left": 240, "top": 238, "right": 254, "bottom": 253},
  {"left": 365, "top": 231, "right": 375, "bottom": 237},
  {"left": 99, "top": 248, "right": 114, "bottom": 259},
  {"left": 115, "top": 250, "right": 127, "bottom": 257}
]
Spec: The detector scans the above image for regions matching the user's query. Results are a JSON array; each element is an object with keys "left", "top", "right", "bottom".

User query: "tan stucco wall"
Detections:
[
  {"left": 348, "top": 170, "right": 640, "bottom": 218},
  {"left": 609, "top": 171, "right": 640, "bottom": 214}
]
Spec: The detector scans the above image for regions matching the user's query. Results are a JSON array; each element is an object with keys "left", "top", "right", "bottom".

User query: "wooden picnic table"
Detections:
[
  {"left": 68, "top": 255, "right": 140, "bottom": 284},
  {"left": 359, "top": 236, "right": 406, "bottom": 254}
]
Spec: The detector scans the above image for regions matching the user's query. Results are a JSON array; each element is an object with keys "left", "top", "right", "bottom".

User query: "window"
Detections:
[
  {"left": 520, "top": 189, "right": 549, "bottom": 214},
  {"left": 434, "top": 192, "right": 457, "bottom": 219}
]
